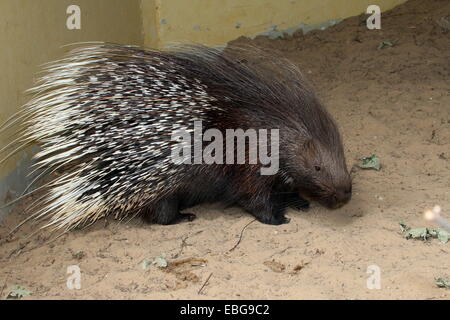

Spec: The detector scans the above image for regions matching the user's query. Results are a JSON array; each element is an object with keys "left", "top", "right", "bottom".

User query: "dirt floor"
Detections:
[{"left": 0, "top": 0, "right": 449, "bottom": 300}]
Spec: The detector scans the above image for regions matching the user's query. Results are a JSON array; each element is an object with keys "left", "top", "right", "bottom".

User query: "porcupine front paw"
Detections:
[{"left": 239, "top": 197, "right": 291, "bottom": 225}]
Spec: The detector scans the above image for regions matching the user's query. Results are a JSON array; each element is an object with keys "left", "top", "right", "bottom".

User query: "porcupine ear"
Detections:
[
  {"left": 302, "top": 138, "right": 315, "bottom": 152},
  {"left": 301, "top": 138, "right": 318, "bottom": 164}
]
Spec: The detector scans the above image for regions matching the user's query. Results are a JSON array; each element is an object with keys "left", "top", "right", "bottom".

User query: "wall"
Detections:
[
  {"left": 140, "top": 0, "right": 159, "bottom": 48},
  {"left": 140, "top": 0, "right": 407, "bottom": 48},
  {"left": 0, "top": 0, "right": 143, "bottom": 218}
]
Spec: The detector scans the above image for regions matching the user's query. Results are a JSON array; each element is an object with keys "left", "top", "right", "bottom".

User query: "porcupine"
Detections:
[{"left": 3, "top": 43, "right": 352, "bottom": 231}]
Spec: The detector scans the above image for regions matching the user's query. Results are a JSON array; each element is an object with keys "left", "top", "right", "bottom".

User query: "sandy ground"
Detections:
[{"left": 0, "top": 0, "right": 449, "bottom": 300}]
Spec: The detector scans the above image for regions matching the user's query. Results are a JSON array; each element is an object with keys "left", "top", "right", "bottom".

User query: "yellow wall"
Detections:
[
  {"left": 140, "top": 0, "right": 160, "bottom": 48},
  {"left": 0, "top": 0, "right": 143, "bottom": 180},
  {"left": 141, "top": 0, "right": 407, "bottom": 48}
]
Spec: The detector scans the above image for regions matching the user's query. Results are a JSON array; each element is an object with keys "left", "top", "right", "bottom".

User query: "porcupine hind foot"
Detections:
[{"left": 142, "top": 196, "right": 197, "bottom": 225}]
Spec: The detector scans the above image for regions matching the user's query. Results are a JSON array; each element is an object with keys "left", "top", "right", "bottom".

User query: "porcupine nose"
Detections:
[{"left": 333, "top": 185, "right": 352, "bottom": 208}]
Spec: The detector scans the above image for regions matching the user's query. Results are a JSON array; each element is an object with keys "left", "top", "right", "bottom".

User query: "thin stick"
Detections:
[
  {"left": 198, "top": 272, "right": 213, "bottom": 295},
  {"left": 228, "top": 219, "right": 256, "bottom": 252}
]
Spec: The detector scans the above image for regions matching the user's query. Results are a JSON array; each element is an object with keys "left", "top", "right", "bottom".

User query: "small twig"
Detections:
[
  {"left": 269, "top": 246, "right": 293, "bottom": 259},
  {"left": 0, "top": 274, "right": 10, "bottom": 300},
  {"left": 8, "top": 230, "right": 68, "bottom": 261},
  {"left": 198, "top": 272, "right": 213, "bottom": 295},
  {"left": 173, "top": 230, "right": 203, "bottom": 259},
  {"left": 173, "top": 235, "right": 190, "bottom": 259},
  {"left": 7, "top": 241, "right": 29, "bottom": 259},
  {"left": 228, "top": 219, "right": 257, "bottom": 252}
]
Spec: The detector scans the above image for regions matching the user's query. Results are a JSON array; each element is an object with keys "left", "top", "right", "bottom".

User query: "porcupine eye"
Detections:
[{"left": 314, "top": 165, "right": 321, "bottom": 172}]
